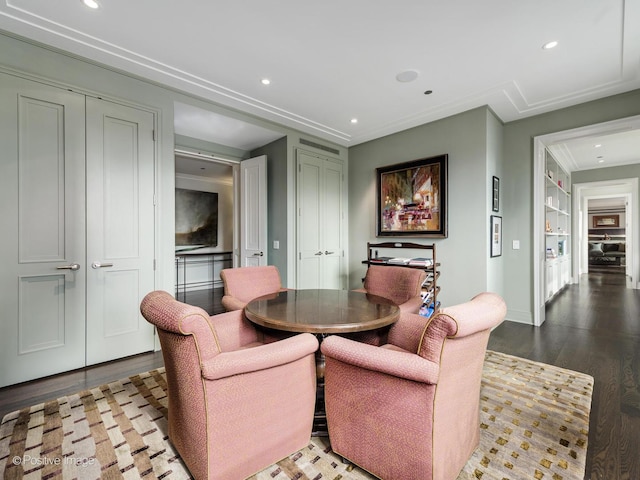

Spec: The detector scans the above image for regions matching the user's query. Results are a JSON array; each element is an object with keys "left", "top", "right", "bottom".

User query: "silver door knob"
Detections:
[
  {"left": 325, "top": 251, "right": 335, "bottom": 255},
  {"left": 57, "top": 263, "right": 80, "bottom": 271},
  {"left": 315, "top": 251, "right": 323, "bottom": 255},
  {"left": 252, "top": 252, "right": 264, "bottom": 257},
  {"left": 91, "top": 261, "right": 114, "bottom": 269}
]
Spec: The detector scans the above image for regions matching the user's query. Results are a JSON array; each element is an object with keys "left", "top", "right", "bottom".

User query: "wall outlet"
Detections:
[{"left": 273, "top": 240, "right": 280, "bottom": 249}]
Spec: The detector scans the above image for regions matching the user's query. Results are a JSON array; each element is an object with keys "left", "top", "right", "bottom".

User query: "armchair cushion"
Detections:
[
  {"left": 220, "top": 265, "right": 287, "bottom": 311},
  {"left": 361, "top": 265, "right": 427, "bottom": 311}
]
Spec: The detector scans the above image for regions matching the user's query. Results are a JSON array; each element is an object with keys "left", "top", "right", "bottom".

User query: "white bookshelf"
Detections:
[{"left": 544, "top": 150, "right": 571, "bottom": 301}]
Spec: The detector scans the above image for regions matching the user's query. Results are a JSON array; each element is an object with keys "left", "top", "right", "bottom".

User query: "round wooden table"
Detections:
[
  {"left": 245, "top": 289, "right": 400, "bottom": 435},
  {"left": 245, "top": 289, "right": 400, "bottom": 334}
]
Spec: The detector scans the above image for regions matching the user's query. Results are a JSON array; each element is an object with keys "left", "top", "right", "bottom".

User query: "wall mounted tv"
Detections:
[{"left": 175, "top": 188, "right": 218, "bottom": 251}]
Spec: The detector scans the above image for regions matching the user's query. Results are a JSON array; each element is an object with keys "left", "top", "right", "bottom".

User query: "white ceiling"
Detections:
[{"left": 1, "top": 0, "right": 640, "bottom": 169}]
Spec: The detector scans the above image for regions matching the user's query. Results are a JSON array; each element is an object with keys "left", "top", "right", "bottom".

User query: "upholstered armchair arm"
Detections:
[
  {"left": 321, "top": 335, "right": 439, "bottom": 384},
  {"left": 221, "top": 295, "right": 248, "bottom": 312},
  {"left": 202, "top": 333, "right": 318, "bottom": 380}
]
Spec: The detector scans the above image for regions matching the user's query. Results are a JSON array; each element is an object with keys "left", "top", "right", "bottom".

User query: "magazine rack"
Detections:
[{"left": 363, "top": 242, "right": 440, "bottom": 317}]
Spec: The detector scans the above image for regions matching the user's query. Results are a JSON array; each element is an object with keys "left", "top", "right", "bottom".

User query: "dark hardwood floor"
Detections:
[
  {"left": 1, "top": 279, "right": 638, "bottom": 479},
  {"left": 488, "top": 269, "right": 640, "bottom": 480}
]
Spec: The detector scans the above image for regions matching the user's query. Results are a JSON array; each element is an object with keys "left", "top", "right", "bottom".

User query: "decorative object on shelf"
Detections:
[
  {"left": 490, "top": 215, "right": 502, "bottom": 257},
  {"left": 492, "top": 176, "right": 500, "bottom": 212},
  {"left": 546, "top": 219, "right": 552, "bottom": 233},
  {"left": 376, "top": 154, "right": 448, "bottom": 237},
  {"left": 593, "top": 214, "right": 619, "bottom": 228}
]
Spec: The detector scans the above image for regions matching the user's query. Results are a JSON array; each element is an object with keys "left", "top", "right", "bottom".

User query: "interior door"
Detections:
[
  {"left": 85, "top": 97, "right": 156, "bottom": 365},
  {"left": 0, "top": 73, "right": 86, "bottom": 387},
  {"left": 296, "top": 150, "right": 344, "bottom": 289},
  {"left": 240, "top": 155, "right": 267, "bottom": 266}
]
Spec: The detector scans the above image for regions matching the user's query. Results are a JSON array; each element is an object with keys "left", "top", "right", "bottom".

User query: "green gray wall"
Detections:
[
  {"left": 572, "top": 163, "right": 640, "bottom": 185},
  {"left": 348, "top": 90, "right": 640, "bottom": 322},
  {"left": 348, "top": 107, "right": 500, "bottom": 307}
]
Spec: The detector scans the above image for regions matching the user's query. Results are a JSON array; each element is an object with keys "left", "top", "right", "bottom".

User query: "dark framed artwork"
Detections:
[
  {"left": 490, "top": 215, "right": 502, "bottom": 257},
  {"left": 376, "top": 154, "right": 448, "bottom": 237},
  {"left": 592, "top": 214, "right": 619, "bottom": 228},
  {"left": 175, "top": 188, "right": 218, "bottom": 249},
  {"left": 492, "top": 176, "right": 500, "bottom": 212}
]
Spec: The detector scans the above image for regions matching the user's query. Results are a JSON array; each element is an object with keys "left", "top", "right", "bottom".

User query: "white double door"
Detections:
[
  {"left": 0, "top": 73, "right": 155, "bottom": 387},
  {"left": 296, "top": 150, "right": 344, "bottom": 289}
]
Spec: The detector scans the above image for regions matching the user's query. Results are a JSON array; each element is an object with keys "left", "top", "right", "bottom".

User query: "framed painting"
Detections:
[
  {"left": 490, "top": 215, "right": 502, "bottom": 257},
  {"left": 593, "top": 214, "right": 619, "bottom": 228},
  {"left": 175, "top": 188, "right": 218, "bottom": 250},
  {"left": 492, "top": 176, "right": 500, "bottom": 212},
  {"left": 376, "top": 154, "right": 448, "bottom": 237}
]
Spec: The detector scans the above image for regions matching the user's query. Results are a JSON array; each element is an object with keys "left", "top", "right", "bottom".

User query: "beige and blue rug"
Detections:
[{"left": 0, "top": 350, "right": 593, "bottom": 479}]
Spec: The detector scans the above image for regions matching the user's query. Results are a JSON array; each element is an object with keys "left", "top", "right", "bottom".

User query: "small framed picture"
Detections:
[
  {"left": 490, "top": 215, "right": 502, "bottom": 257},
  {"left": 492, "top": 176, "right": 500, "bottom": 212}
]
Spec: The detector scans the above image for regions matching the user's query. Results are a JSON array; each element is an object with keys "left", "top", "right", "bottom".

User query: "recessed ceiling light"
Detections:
[
  {"left": 542, "top": 41, "right": 558, "bottom": 50},
  {"left": 350, "top": 118, "right": 358, "bottom": 124},
  {"left": 594, "top": 144, "right": 602, "bottom": 148},
  {"left": 82, "top": 0, "right": 100, "bottom": 9},
  {"left": 261, "top": 78, "right": 271, "bottom": 85},
  {"left": 396, "top": 70, "right": 419, "bottom": 83},
  {"left": 598, "top": 159, "right": 605, "bottom": 163}
]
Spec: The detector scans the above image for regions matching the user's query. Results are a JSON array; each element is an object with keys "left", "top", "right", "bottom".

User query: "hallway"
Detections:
[{"left": 489, "top": 271, "right": 640, "bottom": 479}]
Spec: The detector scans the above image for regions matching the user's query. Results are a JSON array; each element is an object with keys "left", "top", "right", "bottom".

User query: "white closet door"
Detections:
[
  {"left": 85, "top": 98, "right": 156, "bottom": 365},
  {"left": 0, "top": 74, "right": 86, "bottom": 387},
  {"left": 296, "top": 150, "right": 344, "bottom": 289}
]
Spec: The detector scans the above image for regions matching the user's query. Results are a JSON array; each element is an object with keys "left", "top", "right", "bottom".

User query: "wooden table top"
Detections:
[{"left": 244, "top": 289, "right": 400, "bottom": 334}]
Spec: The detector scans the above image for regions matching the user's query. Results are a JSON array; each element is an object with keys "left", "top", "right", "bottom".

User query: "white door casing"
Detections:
[
  {"left": 0, "top": 74, "right": 86, "bottom": 387},
  {"left": 240, "top": 155, "right": 267, "bottom": 267},
  {"left": 85, "top": 97, "right": 156, "bottom": 365}
]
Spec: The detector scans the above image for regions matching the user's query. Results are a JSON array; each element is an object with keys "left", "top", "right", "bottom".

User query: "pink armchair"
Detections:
[
  {"left": 220, "top": 265, "right": 287, "bottom": 311},
  {"left": 140, "top": 291, "right": 318, "bottom": 480},
  {"left": 321, "top": 292, "right": 507, "bottom": 480},
  {"left": 355, "top": 265, "right": 427, "bottom": 314}
]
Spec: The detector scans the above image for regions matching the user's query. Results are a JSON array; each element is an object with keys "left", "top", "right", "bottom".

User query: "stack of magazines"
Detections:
[
  {"left": 408, "top": 257, "right": 433, "bottom": 267},
  {"left": 419, "top": 301, "right": 441, "bottom": 318}
]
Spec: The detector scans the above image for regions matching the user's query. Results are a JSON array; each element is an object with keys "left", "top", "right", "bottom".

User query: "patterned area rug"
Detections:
[{"left": 0, "top": 350, "right": 592, "bottom": 480}]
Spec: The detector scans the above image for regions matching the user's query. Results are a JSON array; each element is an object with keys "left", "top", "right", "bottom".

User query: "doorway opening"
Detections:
[{"left": 533, "top": 115, "right": 640, "bottom": 326}]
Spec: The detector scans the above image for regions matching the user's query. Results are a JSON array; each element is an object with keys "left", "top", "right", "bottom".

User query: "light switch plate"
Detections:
[{"left": 512, "top": 240, "right": 520, "bottom": 250}]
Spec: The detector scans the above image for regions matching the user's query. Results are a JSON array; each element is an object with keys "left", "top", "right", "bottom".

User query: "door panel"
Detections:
[
  {"left": 0, "top": 74, "right": 86, "bottom": 387},
  {"left": 85, "top": 98, "right": 155, "bottom": 365},
  {"left": 297, "top": 154, "right": 323, "bottom": 288},
  {"left": 240, "top": 155, "right": 267, "bottom": 266},
  {"left": 322, "top": 160, "right": 343, "bottom": 289}
]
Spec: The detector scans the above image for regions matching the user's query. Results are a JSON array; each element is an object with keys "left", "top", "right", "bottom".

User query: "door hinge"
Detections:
[
  {"left": 153, "top": 194, "right": 157, "bottom": 206},
  {"left": 152, "top": 130, "right": 156, "bottom": 141},
  {"left": 153, "top": 259, "right": 156, "bottom": 271}
]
